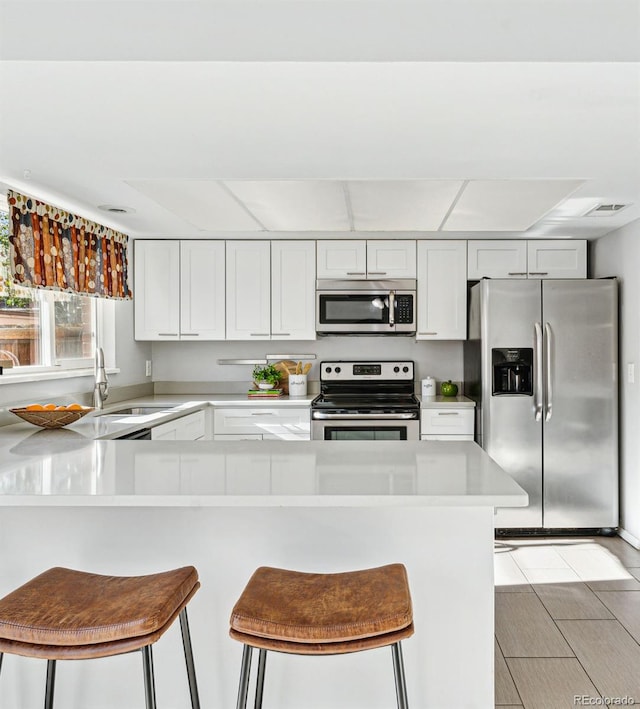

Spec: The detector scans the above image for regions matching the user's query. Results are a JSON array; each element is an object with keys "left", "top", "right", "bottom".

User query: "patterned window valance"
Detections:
[{"left": 7, "top": 190, "right": 132, "bottom": 300}]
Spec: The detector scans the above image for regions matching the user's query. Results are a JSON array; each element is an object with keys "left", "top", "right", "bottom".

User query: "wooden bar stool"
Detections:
[
  {"left": 0, "top": 566, "right": 201, "bottom": 709},
  {"left": 230, "top": 563, "right": 414, "bottom": 709}
]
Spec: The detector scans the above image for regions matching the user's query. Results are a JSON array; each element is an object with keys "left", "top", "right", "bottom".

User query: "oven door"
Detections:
[{"left": 312, "top": 417, "right": 420, "bottom": 441}]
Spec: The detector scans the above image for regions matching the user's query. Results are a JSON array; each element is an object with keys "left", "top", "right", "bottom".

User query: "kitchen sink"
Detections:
[{"left": 96, "top": 406, "right": 170, "bottom": 417}]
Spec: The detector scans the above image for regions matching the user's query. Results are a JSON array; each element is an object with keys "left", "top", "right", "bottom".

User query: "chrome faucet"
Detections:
[{"left": 94, "top": 347, "right": 109, "bottom": 409}]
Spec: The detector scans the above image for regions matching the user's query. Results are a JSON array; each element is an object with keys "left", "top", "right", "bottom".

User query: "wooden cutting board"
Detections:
[{"left": 273, "top": 360, "right": 298, "bottom": 394}]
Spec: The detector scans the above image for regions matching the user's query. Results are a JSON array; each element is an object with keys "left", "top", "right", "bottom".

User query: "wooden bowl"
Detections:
[{"left": 10, "top": 407, "right": 94, "bottom": 429}]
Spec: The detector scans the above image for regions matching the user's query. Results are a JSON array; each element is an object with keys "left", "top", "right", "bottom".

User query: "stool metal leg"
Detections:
[
  {"left": 254, "top": 649, "right": 267, "bottom": 709},
  {"left": 179, "top": 608, "right": 201, "bottom": 709},
  {"left": 391, "top": 642, "right": 409, "bottom": 709},
  {"left": 44, "top": 659, "right": 56, "bottom": 709},
  {"left": 0, "top": 652, "right": 3, "bottom": 676},
  {"left": 236, "top": 645, "right": 253, "bottom": 709},
  {"left": 142, "top": 645, "right": 157, "bottom": 709}
]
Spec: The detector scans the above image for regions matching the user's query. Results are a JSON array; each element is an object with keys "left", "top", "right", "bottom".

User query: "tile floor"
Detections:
[{"left": 495, "top": 535, "right": 640, "bottom": 708}]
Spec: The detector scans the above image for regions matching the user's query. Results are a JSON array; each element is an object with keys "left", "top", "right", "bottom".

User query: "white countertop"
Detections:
[
  {"left": 0, "top": 439, "right": 527, "bottom": 508},
  {"left": 0, "top": 394, "right": 315, "bottom": 442}
]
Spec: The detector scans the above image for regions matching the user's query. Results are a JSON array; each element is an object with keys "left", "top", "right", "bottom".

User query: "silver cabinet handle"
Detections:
[
  {"left": 181, "top": 333, "right": 199, "bottom": 336},
  {"left": 368, "top": 271, "right": 387, "bottom": 275},
  {"left": 508, "top": 272, "right": 527, "bottom": 276},
  {"left": 544, "top": 322, "right": 553, "bottom": 421},
  {"left": 251, "top": 412, "right": 274, "bottom": 416},
  {"left": 250, "top": 333, "right": 270, "bottom": 337},
  {"left": 529, "top": 272, "right": 548, "bottom": 276},
  {"left": 534, "top": 322, "right": 543, "bottom": 422},
  {"left": 437, "top": 412, "right": 459, "bottom": 416},
  {"left": 158, "top": 333, "right": 178, "bottom": 336},
  {"left": 272, "top": 333, "right": 290, "bottom": 336},
  {"left": 418, "top": 332, "right": 438, "bottom": 336},
  {"left": 346, "top": 272, "right": 366, "bottom": 276}
]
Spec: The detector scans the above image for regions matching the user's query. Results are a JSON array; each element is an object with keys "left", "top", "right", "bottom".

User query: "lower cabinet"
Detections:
[
  {"left": 421, "top": 407, "right": 474, "bottom": 441},
  {"left": 213, "top": 407, "right": 310, "bottom": 441},
  {"left": 150, "top": 410, "right": 206, "bottom": 441}
]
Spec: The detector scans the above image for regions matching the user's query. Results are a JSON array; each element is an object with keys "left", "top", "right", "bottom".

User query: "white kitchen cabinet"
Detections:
[
  {"left": 150, "top": 410, "right": 206, "bottom": 441},
  {"left": 226, "top": 241, "right": 271, "bottom": 340},
  {"left": 527, "top": 240, "right": 587, "bottom": 279},
  {"left": 135, "top": 240, "right": 226, "bottom": 341},
  {"left": 366, "top": 240, "right": 416, "bottom": 278},
  {"left": 421, "top": 407, "right": 474, "bottom": 441},
  {"left": 467, "top": 240, "right": 528, "bottom": 280},
  {"left": 271, "top": 241, "right": 316, "bottom": 340},
  {"left": 316, "top": 240, "right": 367, "bottom": 279},
  {"left": 468, "top": 239, "right": 587, "bottom": 280},
  {"left": 180, "top": 241, "right": 226, "bottom": 339},
  {"left": 134, "top": 240, "right": 180, "bottom": 340},
  {"left": 213, "top": 407, "right": 310, "bottom": 440},
  {"left": 416, "top": 240, "right": 467, "bottom": 340},
  {"left": 317, "top": 240, "right": 416, "bottom": 279}
]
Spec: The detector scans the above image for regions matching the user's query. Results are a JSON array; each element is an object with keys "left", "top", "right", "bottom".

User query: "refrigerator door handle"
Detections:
[
  {"left": 534, "top": 322, "right": 544, "bottom": 421},
  {"left": 544, "top": 322, "right": 553, "bottom": 421}
]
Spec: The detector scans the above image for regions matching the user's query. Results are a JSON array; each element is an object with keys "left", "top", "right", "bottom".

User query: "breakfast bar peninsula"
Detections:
[{"left": 0, "top": 438, "right": 526, "bottom": 709}]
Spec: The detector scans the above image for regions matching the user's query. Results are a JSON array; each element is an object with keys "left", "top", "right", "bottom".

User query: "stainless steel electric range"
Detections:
[{"left": 311, "top": 360, "right": 420, "bottom": 441}]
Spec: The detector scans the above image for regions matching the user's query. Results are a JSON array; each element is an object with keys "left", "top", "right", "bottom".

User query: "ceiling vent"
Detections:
[{"left": 583, "top": 203, "right": 629, "bottom": 217}]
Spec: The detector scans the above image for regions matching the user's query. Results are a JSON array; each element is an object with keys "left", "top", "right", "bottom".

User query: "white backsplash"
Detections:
[{"left": 151, "top": 338, "right": 463, "bottom": 386}]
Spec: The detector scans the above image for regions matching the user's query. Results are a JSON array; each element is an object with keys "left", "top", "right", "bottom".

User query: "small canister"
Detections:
[
  {"left": 288, "top": 374, "right": 308, "bottom": 397},
  {"left": 421, "top": 376, "right": 436, "bottom": 398}
]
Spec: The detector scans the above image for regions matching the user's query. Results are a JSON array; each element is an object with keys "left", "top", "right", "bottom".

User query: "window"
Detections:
[{"left": 0, "top": 208, "right": 96, "bottom": 371}]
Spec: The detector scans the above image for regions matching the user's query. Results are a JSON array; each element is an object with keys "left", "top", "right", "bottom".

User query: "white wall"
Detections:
[
  {"left": 0, "top": 300, "right": 151, "bottom": 408},
  {"left": 592, "top": 218, "right": 640, "bottom": 545},
  {"left": 151, "top": 338, "right": 463, "bottom": 390}
]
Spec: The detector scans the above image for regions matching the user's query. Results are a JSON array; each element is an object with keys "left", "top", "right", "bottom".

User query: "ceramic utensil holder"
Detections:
[{"left": 288, "top": 374, "right": 308, "bottom": 397}]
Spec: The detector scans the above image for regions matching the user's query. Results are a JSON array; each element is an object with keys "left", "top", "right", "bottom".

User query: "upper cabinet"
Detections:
[
  {"left": 271, "top": 241, "right": 316, "bottom": 340},
  {"left": 417, "top": 241, "right": 467, "bottom": 340},
  {"left": 468, "top": 240, "right": 586, "bottom": 280},
  {"left": 226, "top": 240, "right": 316, "bottom": 341},
  {"left": 134, "top": 240, "right": 225, "bottom": 341},
  {"left": 317, "top": 240, "right": 416, "bottom": 279},
  {"left": 180, "top": 241, "right": 226, "bottom": 339},
  {"left": 226, "top": 241, "right": 272, "bottom": 340},
  {"left": 134, "top": 240, "right": 180, "bottom": 340},
  {"left": 527, "top": 240, "right": 587, "bottom": 279}
]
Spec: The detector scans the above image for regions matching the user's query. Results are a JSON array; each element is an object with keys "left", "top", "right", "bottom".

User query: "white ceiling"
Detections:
[{"left": 0, "top": 0, "right": 639, "bottom": 240}]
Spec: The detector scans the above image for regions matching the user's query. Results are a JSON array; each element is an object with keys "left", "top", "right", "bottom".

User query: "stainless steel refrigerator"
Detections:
[{"left": 464, "top": 279, "right": 618, "bottom": 530}]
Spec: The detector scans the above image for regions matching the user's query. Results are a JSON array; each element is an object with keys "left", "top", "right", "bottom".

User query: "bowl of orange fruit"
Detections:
[{"left": 9, "top": 403, "right": 94, "bottom": 429}]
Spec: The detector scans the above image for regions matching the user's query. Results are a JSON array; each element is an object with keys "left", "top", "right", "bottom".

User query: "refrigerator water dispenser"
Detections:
[{"left": 492, "top": 348, "right": 533, "bottom": 395}]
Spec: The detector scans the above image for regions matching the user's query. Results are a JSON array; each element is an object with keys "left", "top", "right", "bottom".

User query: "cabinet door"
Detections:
[
  {"left": 316, "top": 240, "right": 366, "bottom": 279},
  {"left": 467, "top": 240, "right": 527, "bottom": 279},
  {"left": 226, "top": 241, "right": 271, "bottom": 340},
  {"left": 366, "top": 240, "right": 416, "bottom": 278},
  {"left": 527, "top": 240, "right": 587, "bottom": 279},
  {"left": 173, "top": 411, "right": 206, "bottom": 440},
  {"left": 134, "top": 240, "right": 180, "bottom": 340},
  {"left": 150, "top": 421, "right": 177, "bottom": 440},
  {"left": 180, "top": 241, "right": 225, "bottom": 339},
  {"left": 271, "top": 241, "right": 316, "bottom": 340},
  {"left": 417, "top": 241, "right": 467, "bottom": 340}
]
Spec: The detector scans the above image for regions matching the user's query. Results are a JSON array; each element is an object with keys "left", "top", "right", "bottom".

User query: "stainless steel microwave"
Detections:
[{"left": 316, "top": 280, "right": 416, "bottom": 335}]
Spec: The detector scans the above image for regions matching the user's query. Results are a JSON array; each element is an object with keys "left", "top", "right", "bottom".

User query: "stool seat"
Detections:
[
  {"left": 0, "top": 566, "right": 199, "bottom": 660},
  {"left": 230, "top": 564, "right": 413, "bottom": 653}
]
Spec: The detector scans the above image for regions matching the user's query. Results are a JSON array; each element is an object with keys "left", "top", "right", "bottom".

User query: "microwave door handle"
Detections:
[{"left": 388, "top": 291, "right": 395, "bottom": 326}]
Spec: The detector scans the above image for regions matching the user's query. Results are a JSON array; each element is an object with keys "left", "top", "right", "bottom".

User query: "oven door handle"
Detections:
[{"left": 312, "top": 412, "right": 418, "bottom": 420}]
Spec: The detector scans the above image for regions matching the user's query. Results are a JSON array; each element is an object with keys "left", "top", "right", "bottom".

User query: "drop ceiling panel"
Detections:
[
  {"left": 348, "top": 180, "right": 464, "bottom": 231},
  {"left": 442, "top": 179, "right": 584, "bottom": 231},
  {"left": 126, "top": 179, "right": 262, "bottom": 231},
  {"left": 224, "top": 181, "right": 351, "bottom": 231}
]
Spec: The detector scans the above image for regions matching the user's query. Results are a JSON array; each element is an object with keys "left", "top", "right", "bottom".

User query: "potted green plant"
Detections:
[{"left": 252, "top": 364, "right": 282, "bottom": 390}]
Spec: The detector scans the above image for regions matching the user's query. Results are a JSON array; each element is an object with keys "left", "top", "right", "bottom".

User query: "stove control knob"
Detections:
[
  {"left": 393, "top": 366, "right": 400, "bottom": 373},
  {"left": 402, "top": 366, "right": 409, "bottom": 373},
  {"left": 325, "top": 367, "right": 332, "bottom": 374},
  {"left": 335, "top": 366, "right": 341, "bottom": 374}
]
